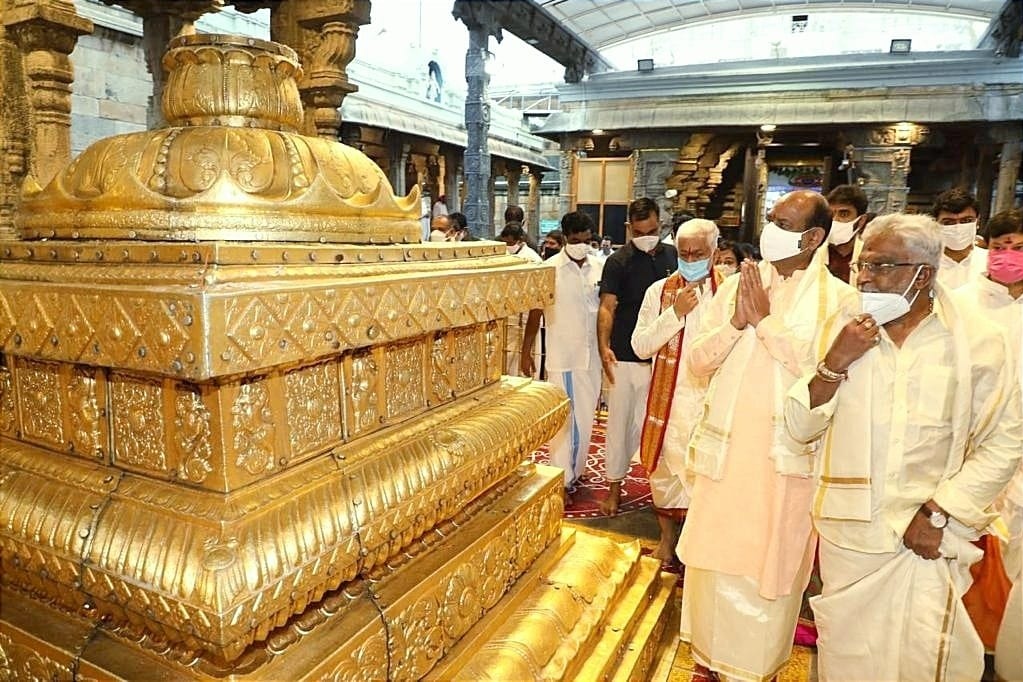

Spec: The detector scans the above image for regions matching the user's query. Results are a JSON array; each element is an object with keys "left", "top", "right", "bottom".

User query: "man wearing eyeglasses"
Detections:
[
  {"left": 785, "top": 213, "right": 1021, "bottom": 681},
  {"left": 677, "top": 190, "right": 858, "bottom": 682},
  {"left": 933, "top": 187, "right": 986, "bottom": 290}
]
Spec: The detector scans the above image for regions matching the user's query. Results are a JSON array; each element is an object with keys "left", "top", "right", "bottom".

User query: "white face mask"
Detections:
[
  {"left": 631, "top": 235, "right": 660, "bottom": 253},
  {"left": 564, "top": 242, "right": 590, "bottom": 261},
  {"left": 941, "top": 222, "right": 977, "bottom": 250},
  {"left": 506, "top": 243, "right": 522, "bottom": 255},
  {"left": 759, "top": 221, "right": 809, "bottom": 262},
  {"left": 860, "top": 265, "right": 924, "bottom": 326},
  {"left": 828, "top": 218, "right": 859, "bottom": 246},
  {"left": 715, "top": 263, "right": 737, "bottom": 277}
]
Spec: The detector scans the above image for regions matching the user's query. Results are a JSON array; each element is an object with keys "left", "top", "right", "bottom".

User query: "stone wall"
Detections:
[{"left": 69, "top": 25, "right": 150, "bottom": 157}]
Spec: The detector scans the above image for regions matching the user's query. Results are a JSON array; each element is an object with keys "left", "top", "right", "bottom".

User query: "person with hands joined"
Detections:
[
  {"left": 677, "top": 190, "right": 858, "bottom": 682},
  {"left": 784, "top": 213, "right": 1022, "bottom": 682}
]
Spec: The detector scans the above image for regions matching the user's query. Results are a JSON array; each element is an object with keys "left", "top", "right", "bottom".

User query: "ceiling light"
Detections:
[
  {"left": 890, "top": 39, "right": 911, "bottom": 54},
  {"left": 591, "top": 129, "right": 605, "bottom": 135},
  {"left": 637, "top": 58, "right": 654, "bottom": 72},
  {"left": 760, "top": 124, "right": 777, "bottom": 132}
]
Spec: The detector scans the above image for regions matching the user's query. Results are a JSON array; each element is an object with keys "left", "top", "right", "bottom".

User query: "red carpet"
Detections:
[{"left": 530, "top": 418, "right": 653, "bottom": 519}]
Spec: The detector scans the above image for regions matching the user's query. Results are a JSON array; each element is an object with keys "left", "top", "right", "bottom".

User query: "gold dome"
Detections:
[{"left": 16, "top": 34, "right": 421, "bottom": 244}]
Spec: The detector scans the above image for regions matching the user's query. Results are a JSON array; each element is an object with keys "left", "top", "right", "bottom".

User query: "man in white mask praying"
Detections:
[
  {"left": 678, "top": 190, "right": 858, "bottom": 681},
  {"left": 933, "top": 187, "right": 986, "bottom": 290},
  {"left": 785, "top": 213, "right": 1022, "bottom": 681},
  {"left": 825, "top": 184, "right": 869, "bottom": 283}
]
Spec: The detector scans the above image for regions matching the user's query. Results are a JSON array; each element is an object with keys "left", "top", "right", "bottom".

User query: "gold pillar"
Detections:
[
  {"left": 2, "top": 0, "right": 91, "bottom": 193},
  {"left": 0, "top": 32, "right": 675, "bottom": 680}
]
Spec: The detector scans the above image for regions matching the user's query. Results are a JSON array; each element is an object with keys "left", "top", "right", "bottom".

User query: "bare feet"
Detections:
[
  {"left": 691, "top": 664, "right": 718, "bottom": 681},
  {"left": 599, "top": 481, "right": 622, "bottom": 516},
  {"left": 653, "top": 514, "right": 680, "bottom": 562}
]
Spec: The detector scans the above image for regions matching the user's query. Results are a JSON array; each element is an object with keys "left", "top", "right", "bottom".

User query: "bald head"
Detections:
[
  {"left": 776, "top": 190, "right": 832, "bottom": 237},
  {"left": 430, "top": 214, "right": 451, "bottom": 231}
]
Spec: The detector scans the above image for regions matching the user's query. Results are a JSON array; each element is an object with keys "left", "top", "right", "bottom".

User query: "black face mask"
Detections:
[{"left": 542, "top": 247, "right": 561, "bottom": 260}]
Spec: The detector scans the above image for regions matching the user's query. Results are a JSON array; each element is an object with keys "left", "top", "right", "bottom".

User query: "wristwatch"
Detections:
[{"left": 921, "top": 505, "right": 948, "bottom": 529}]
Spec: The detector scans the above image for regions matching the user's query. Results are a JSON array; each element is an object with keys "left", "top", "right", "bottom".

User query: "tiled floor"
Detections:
[{"left": 568, "top": 507, "right": 817, "bottom": 682}]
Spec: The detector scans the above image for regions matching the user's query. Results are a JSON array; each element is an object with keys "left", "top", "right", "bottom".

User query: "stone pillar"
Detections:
[
  {"left": 487, "top": 165, "right": 498, "bottom": 237},
  {"left": 559, "top": 148, "right": 575, "bottom": 217},
  {"left": 444, "top": 148, "right": 461, "bottom": 211},
  {"left": 527, "top": 167, "right": 543, "bottom": 239},
  {"left": 460, "top": 22, "right": 492, "bottom": 237},
  {"left": 850, "top": 124, "right": 929, "bottom": 214},
  {"left": 995, "top": 138, "right": 1022, "bottom": 213},
  {"left": 4, "top": 0, "right": 91, "bottom": 194},
  {"left": 388, "top": 138, "right": 408, "bottom": 196},
  {"left": 268, "top": 0, "right": 370, "bottom": 140},
  {"left": 740, "top": 145, "right": 758, "bottom": 242},
  {"left": 505, "top": 163, "right": 522, "bottom": 212},
  {"left": 975, "top": 145, "right": 995, "bottom": 224}
]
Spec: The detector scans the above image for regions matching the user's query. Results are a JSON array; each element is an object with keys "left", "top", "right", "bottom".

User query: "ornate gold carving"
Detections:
[
  {"left": 16, "top": 33, "right": 421, "bottom": 244},
  {"left": 0, "top": 359, "right": 14, "bottom": 434},
  {"left": 452, "top": 325, "right": 484, "bottom": 395},
  {"left": 111, "top": 373, "right": 166, "bottom": 473},
  {"left": 346, "top": 350, "right": 379, "bottom": 437},
  {"left": 175, "top": 386, "right": 213, "bottom": 483},
  {"left": 285, "top": 360, "right": 342, "bottom": 458},
  {"left": 16, "top": 359, "right": 62, "bottom": 448},
  {"left": 232, "top": 380, "right": 276, "bottom": 475},
  {"left": 0, "top": 629, "right": 73, "bottom": 682},
  {"left": 483, "top": 320, "right": 503, "bottom": 383},
  {"left": 869, "top": 123, "right": 930, "bottom": 146},
  {"left": 430, "top": 333, "right": 452, "bottom": 404},
  {"left": 384, "top": 341, "right": 425, "bottom": 419},
  {"left": 67, "top": 366, "right": 103, "bottom": 459}
]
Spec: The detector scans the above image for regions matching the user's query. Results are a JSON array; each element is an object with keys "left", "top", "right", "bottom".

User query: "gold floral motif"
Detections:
[
  {"left": 232, "top": 381, "right": 276, "bottom": 475},
  {"left": 0, "top": 630, "right": 73, "bottom": 682},
  {"left": 285, "top": 361, "right": 342, "bottom": 458},
  {"left": 111, "top": 374, "right": 166, "bottom": 472},
  {"left": 347, "top": 352, "right": 378, "bottom": 436},
  {"left": 175, "top": 388, "right": 213, "bottom": 483},
  {"left": 17, "top": 359, "right": 63, "bottom": 448},
  {"left": 429, "top": 334, "right": 452, "bottom": 404},
  {"left": 0, "top": 361, "right": 15, "bottom": 434},
  {"left": 483, "top": 320, "right": 503, "bottom": 383},
  {"left": 452, "top": 326, "right": 484, "bottom": 395},
  {"left": 385, "top": 342, "right": 424, "bottom": 419},
  {"left": 67, "top": 367, "right": 103, "bottom": 459}
]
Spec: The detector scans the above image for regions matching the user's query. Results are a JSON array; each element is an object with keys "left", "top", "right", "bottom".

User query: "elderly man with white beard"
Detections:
[{"left": 785, "top": 213, "right": 1022, "bottom": 681}]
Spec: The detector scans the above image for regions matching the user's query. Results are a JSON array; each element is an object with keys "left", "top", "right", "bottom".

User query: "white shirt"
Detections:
[
  {"left": 786, "top": 299, "right": 1023, "bottom": 553},
  {"left": 938, "top": 246, "right": 987, "bottom": 290},
  {"left": 509, "top": 243, "right": 542, "bottom": 263},
  {"left": 543, "top": 251, "right": 603, "bottom": 372},
  {"left": 954, "top": 275, "right": 1023, "bottom": 389}
]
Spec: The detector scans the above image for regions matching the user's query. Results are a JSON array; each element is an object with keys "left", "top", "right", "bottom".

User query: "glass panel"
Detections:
[
  {"left": 576, "top": 161, "right": 605, "bottom": 203},
  {"left": 577, "top": 204, "right": 601, "bottom": 234},
  {"left": 603, "top": 160, "right": 632, "bottom": 203},
  {"left": 603, "top": 204, "right": 627, "bottom": 244}
]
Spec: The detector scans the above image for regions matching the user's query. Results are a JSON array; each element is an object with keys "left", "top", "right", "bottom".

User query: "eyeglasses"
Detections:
[{"left": 850, "top": 261, "right": 923, "bottom": 275}]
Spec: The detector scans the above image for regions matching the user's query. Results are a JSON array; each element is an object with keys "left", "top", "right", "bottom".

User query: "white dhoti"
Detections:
[
  {"left": 649, "top": 453, "right": 690, "bottom": 510},
  {"left": 546, "top": 367, "right": 601, "bottom": 488},
  {"left": 604, "top": 361, "right": 651, "bottom": 482},
  {"left": 815, "top": 533, "right": 984, "bottom": 682},
  {"left": 680, "top": 568, "right": 807, "bottom": 681}
]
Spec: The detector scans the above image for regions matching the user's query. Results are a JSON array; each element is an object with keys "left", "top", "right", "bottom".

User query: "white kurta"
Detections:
[
  {"left": 542, "top": 252, "right": 604, "bottom": 488},
  {"left": 954, "top": 276, "right": 1023, "bottom": 679},
  {"left": 937, "top": 246, "right": 987, "bottom": 290},
  {"left": 630, "top": 275, "right": 716, "bottom": 509},
  {"left": 785, "top": 292, "right": 1023, "bottom": 681}
]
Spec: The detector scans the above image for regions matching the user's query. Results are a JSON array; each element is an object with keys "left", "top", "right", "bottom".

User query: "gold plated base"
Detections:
[{"left": 1, "top": 463, "right": 676, "bottom": 681}]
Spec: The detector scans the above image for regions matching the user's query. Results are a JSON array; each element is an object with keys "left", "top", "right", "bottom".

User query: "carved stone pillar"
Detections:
[
  {"left": 995, "top": 137, "right": 1022, "bottom": 213},
  {"left": 850, "top": 124, "right": 929, "bottom": 214},
  {"left": 3, "top": 0, "right": 91, "bottom": 193},
  {"left": 457, "top": 18, "right": 493, "bottom": 237},
  {"left": 505, "top": 163, "right": 522, "bottom": 212},
  {"left": 268, "top": 0, "right": 370, "bottom": 139},
  {"left": 559, "top": 148, "right": 575, "bottom": 217},
  {"left": 527, "top": 167, "right": 543, "bottom": 239}
]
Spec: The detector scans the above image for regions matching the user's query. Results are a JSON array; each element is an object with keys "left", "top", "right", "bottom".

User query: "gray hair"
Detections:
[
  {"left": 676, "top": 218, "right": 719, "bottom": 251},
  {"left": 861, "top": 213, "right": 943, "bottom": 269}
]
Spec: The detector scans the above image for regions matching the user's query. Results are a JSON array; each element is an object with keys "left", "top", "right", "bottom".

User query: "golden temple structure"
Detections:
[{"left": 0, "top": 2, "right": 675, "bottom": 679}]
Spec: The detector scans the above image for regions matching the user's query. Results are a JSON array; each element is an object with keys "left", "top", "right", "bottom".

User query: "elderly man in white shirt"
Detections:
[
  {"left": 953, "top": 208, "right": 1023, "bottom": 680},
  {"left": 785, "top": 213, "right": 1022, "bottom": 682},
  {"left": 630, "top": 218, "right": 721, "bottom": 566},
  {"left": 933, "top": 187, "right": 987, "bottom": 290},
  {"left": 521, "top": 211, "right": 603, "bottom": 500}
]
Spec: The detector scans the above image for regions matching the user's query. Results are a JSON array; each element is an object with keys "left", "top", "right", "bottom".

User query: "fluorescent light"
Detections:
[
  {"left": 760, "top": 124, "right": 777, "bottom": 132},
  {"left": 890, "top": 39, "right": 911, "bottom": 54},
  {"left": 637, "top": 58, "right": 654, "bottom": 72}
]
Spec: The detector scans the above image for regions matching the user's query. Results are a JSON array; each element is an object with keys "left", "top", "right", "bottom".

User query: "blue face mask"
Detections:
[{"left": 677, "top": 257, "right": 710, "bottom": 282}]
